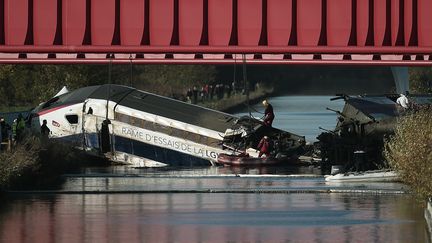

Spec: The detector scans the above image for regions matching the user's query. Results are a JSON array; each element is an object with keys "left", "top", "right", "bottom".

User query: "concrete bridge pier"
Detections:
[{"left": 391, "top": 67, "right": 410, "bottom": 94}]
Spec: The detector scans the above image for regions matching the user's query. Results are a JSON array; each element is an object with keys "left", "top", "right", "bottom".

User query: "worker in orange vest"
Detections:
[{"left": 257, "top": 136, "right": 271, "bottom": 158}]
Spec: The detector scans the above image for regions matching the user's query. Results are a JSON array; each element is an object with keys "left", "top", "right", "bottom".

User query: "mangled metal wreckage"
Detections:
[
  {"left": 317, "top": 94, "right": 432, "bottom": 171},
  {"left": 29, "top": 85, "right": 305, "bottom": 167}
]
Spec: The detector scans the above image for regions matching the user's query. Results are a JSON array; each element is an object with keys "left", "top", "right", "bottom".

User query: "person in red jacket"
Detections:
[
  {"left": 262, "top": 100, "right": 275, "bottom": 127},
  {"left": 257, "top": 136, "right": 270, "bottom": 158}
]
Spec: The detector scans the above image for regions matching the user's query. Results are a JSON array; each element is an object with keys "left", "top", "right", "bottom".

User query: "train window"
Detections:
[{"left": 66, "top": 114, "right": 79, "bottom": 124}]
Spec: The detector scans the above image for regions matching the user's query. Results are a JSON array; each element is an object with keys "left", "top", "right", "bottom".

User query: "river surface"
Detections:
[
  {"left": 0, "top": 96, "right": 429, "bottom": 243},
  {"left": 235, "top": 95, "right": 344, "bottom": 142}
]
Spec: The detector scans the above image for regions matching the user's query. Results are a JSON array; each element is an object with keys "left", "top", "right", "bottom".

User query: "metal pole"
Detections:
[
  {"left": 233, "top": 54, "right": 236, "bottom": 93},
  {"left": 106, "top": 54, "right": 113, "bottom": 120},
  {"left": 242, "top": 54, "right": 250, "bottom": 116},
  {"left": 129, "top": 54, "right": 133, "bottom": 87}
]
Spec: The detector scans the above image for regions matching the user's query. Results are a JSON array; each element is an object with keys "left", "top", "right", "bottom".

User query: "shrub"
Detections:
[
  {"left": 384, "top": 106, "right": 432, "bottom": 199},
  {"left": 0, "top": 136, "right": 82, "bottom": 190}
]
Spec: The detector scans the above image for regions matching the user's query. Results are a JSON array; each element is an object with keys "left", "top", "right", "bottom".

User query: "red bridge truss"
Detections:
[{"left": 0, "top": 0, "right": 431, "bottom": 65}]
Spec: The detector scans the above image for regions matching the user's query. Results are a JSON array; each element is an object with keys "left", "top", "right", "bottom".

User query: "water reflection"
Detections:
[
  {"left": 0, "top": 194, "right": 427, "bottom": 243},
  {"left": 61, "top": 165, "right": 408, "bottom": 195},
  {"left": 75, "top": 164, "right": 323, "bottom": 177}
]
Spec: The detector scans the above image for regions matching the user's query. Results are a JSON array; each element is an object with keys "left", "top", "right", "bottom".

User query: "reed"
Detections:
[
  {"left": 384, "top": 106, "right": 432, "bottom": 199},
  {"left": 0, "top": 135, "right": 81, "bottom": 190}
]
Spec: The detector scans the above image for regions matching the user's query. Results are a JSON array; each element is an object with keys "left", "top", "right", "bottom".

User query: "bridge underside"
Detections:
[{"left": 0, "top": 0, "right": 432, "bottom": 65}]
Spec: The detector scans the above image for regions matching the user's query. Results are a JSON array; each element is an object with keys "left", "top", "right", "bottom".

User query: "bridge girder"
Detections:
[{"left": 0, "top": 0, "right": 431, "bottom": 65}]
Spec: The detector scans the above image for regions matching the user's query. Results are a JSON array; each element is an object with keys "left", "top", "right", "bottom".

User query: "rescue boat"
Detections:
[
  {"left": 217, "top": 153, "right": 290, "bottom": 166},
  {"left": 325, "top": 170, "right": 399, "bottom": 182},
  {"left": 29, "top": 85, "right": 305, "bottom": 167}
]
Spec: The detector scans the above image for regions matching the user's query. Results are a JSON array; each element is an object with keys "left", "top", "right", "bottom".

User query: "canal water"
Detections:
[
  {"left": 0, "top": 96, "right": 429, "bottom": 243},
  {"left": 235, "top": 95, "right": 345, "bottom": 142}
]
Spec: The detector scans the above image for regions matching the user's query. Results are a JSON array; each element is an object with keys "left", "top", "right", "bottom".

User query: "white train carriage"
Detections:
[{"left": 30, "top": 85, "right": 304, "bottom": 167}]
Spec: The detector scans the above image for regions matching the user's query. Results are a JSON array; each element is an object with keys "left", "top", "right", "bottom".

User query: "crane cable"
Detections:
[
  {"left": 129, "top": 54, "right": 133, "bottom": 87},
  {"left": 242, "top": 54, "right": 251, "bottom": 117},
  {"left": 106, "top": 53, "right": 113, "bottom": 120}
]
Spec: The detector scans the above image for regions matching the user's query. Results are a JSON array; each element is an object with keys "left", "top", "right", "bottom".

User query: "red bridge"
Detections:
[{"left": 0, "top": 0, "right": 431, "bottom": 65}]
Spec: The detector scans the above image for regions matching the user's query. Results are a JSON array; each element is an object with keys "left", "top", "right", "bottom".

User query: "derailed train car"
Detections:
[
  {"left": 29, "top": 84, "right": 305, "bottom": 167},
  {"left": 317, "top": 94, "right": 432, "bottom": 171}
]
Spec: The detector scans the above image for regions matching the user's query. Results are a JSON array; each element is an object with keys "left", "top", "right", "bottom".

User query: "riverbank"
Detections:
[
  {"left": 0, "top": 137, "right": 59, "bottom": 191},
  {"left": 0, "top": 136, "right": 95, "bottom": 193}
]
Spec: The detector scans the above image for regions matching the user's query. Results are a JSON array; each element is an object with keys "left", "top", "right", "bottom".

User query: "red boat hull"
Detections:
[{"left": 217, "top": 153, "right": 285, "bottom": 166}]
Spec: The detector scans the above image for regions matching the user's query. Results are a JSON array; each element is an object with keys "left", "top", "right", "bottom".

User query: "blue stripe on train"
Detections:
[
  {"left": 52, "top": 133, "right": 212, "bottom": 166},
  {"left": 113, "top": 136, "right": 211, "bottom": 166}
]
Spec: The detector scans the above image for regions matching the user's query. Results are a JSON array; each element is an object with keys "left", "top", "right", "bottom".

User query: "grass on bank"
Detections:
[
  {"left": 384, "top": 106, "right": 432, "bottom": 200},
  {"left": 0, "top": 135, "right": 84, "bottom": 191}
]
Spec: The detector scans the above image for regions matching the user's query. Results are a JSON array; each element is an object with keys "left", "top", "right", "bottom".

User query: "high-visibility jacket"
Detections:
[
  {"left": 17, "top": 119, "right": 25, "bottom": 131},
  {"left": 12, "top": 120, "right": 17, "bottom": 137}
]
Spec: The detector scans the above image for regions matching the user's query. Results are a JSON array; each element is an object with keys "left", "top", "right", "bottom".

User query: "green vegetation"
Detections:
[
  {"left": 0, "top": 106, "right": 32, "bottom": 113},
  {"left": 0, "top": 64, "right": 400, "bottom": 111},
  {"left": 0, "top": 135, "right": 84, "bottom": 191},
  {"left": 409, "top": 67, "right": 432, "bottom": 94},
  {"left": 0, "top": 64, "right": 218, "bottom": 109},
  {"left": 386, "top": 67, "right": 432, "bottom": 199},
  {"left": 2, "top": 65, "right": 430, "bottom": 111},
  {"left": 387, "top": 68, "right": 432, "bottom": 200},
  {"left": 384, "top": 106, "right": 432, "bottom": 200}
]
